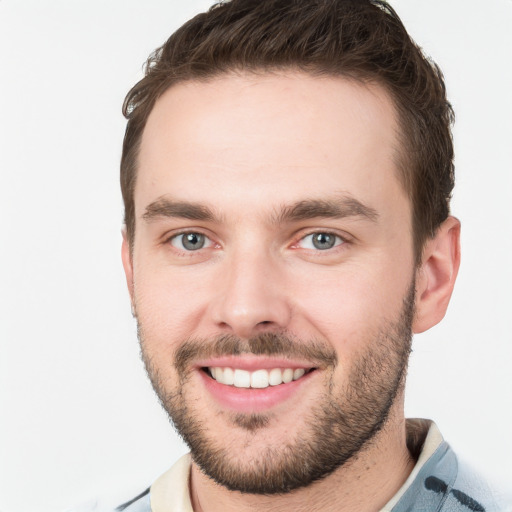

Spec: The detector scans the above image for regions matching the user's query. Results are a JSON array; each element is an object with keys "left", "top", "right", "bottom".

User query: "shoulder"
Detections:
[
  {"left": 416, "top": 444, "right": 511, "bottom": 512},
  {"left": 392, "top": 433, "right": 511, "bottom": 512},
  {"left": 114, "top": 487, "right": 151, "bottom": 512},
  {"left": 66, "top": 487, "right": 151, "bottom": 512},
  {"left": 448, "top": 458, "right": 512, "bottom": 512}
]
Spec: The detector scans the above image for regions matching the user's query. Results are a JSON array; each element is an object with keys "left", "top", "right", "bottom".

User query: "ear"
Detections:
[
  {"left": 413, "top": 216, "right": 461, "bottom": 334},
  {"left": 121, "top": 227, "right": 135, "bottom": 310}
]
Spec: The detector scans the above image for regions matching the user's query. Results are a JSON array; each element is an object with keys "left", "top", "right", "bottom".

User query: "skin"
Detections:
[{"left": 122, "top": 72, "right": 460, "bottom": 512}]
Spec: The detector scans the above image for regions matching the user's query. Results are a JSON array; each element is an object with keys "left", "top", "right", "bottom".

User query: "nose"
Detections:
[{"left": 208, "top": 247, "right": 292, "bottom": 339}]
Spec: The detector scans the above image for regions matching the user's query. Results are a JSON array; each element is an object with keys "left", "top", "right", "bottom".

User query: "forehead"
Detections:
[{"left": 137, "top": 72, "right": 406, "bottom": 221}]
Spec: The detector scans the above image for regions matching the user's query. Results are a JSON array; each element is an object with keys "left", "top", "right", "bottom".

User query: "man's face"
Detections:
[{"left": 124, "top": 73, "right": 417, "bottom": 493}]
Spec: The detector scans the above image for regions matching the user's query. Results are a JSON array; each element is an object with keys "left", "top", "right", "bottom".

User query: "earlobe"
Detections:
[
  {"left": 413, "top": 216, "right": 461, "bottom": 334},
  {"left": 121, "top": 227, "right": 135, "bottom": 310}
]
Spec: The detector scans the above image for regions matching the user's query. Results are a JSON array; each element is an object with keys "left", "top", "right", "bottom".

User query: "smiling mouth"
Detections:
[{"left": 204, "top": 367, "right": 315, "bottom": 389}]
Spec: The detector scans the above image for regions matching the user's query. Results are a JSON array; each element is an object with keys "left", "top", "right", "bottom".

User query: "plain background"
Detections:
[{"left": 0, "top": 1, "right": 511, "bottom": 510}]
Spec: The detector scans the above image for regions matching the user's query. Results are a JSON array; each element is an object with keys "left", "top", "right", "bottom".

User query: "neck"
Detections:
[{"left": 189, "top": 404, "right": 415, "bottom": 512}]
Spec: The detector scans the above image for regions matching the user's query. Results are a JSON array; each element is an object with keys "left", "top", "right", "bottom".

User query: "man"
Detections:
[{"left": 115, "top": 0, "right": 506, "bottom": 511}]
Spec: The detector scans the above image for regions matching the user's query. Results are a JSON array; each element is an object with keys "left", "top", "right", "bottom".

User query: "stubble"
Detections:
[{"left": 138, "top": 281, "right": 415, "bottom": 494}]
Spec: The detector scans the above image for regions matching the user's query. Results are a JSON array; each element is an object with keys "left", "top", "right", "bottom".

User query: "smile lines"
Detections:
[{"left": 207, "top": 367, "right": 311, "bottom": 388}]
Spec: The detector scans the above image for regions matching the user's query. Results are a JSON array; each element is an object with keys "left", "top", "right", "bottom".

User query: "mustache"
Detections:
[{"left": 174, "top": 332, "right": 338, "bottom": 375}]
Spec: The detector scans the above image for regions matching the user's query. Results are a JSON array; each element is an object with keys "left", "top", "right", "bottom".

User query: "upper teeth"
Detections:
[{"left": 209, "top": 367, "right": 307, "bottom": 388}]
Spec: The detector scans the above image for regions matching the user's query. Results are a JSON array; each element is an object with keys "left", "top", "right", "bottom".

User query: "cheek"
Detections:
[
  {"left": 292, "top": 262, "right": 410, "bottom": 347},
  {"left": 133, "top": 263, "right": 212, "bottom": 349}
]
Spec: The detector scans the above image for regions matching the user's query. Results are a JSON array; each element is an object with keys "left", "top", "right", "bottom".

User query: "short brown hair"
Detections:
[{"left": 121, "top": 0, "right": 455, "bottom": 262}]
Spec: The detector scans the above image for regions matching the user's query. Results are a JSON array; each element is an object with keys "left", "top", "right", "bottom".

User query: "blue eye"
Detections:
[
  {"left": 170, "top": 232, "right": 211, "bottom": 251},
  {"left": 299, "top": 232, "right": 343, "bottom": 250}
]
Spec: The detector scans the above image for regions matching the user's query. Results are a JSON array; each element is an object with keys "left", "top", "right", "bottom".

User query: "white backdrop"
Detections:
[{"left": 0, "top": 1, "right": 511, "bottom": 510}]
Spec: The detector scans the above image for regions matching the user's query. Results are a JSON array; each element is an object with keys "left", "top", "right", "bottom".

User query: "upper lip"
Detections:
[{"left": 195, "top": 355, "right": 318, "bottom": 371}]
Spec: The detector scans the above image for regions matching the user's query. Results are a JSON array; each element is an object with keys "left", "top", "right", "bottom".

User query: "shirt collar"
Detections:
[{"left": 381, "top": 419, "right": 443, "bottom": 510}]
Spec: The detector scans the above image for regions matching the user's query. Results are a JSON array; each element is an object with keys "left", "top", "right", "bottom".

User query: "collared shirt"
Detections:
[{"left": 112, "top": 420, "right": 510, "bottom": 512}]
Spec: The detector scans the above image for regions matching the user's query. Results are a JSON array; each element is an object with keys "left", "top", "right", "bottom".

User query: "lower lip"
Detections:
[{"left": 199, "top": 369, "right": 315, "bottom": 413}]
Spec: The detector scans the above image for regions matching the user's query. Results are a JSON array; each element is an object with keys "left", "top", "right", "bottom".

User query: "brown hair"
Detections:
[{"left": 121, "top": 0, "right": 454, "bottom": 263}]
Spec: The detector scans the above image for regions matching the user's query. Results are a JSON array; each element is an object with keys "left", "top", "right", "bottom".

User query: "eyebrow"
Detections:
[
  {"left": 142, "top": 198, "right": 218, "bottom": 222},
  {"left": 272, "top": 196, "right": 379, "bottom": 224},
  {"left": 142, "top": 194, "right": 379, "bottom": 225}
]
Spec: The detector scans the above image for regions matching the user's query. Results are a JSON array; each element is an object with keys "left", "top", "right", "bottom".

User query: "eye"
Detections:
[
  {"left": 298, "top": 232, "right": 344, "bottom": 251},
  {"left": 170, "top": 232, "right": 213, "bottom": 251}
]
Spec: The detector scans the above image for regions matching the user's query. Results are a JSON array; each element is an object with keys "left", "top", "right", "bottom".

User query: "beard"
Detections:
[{"left": 138, "top": 280, "right": 415, "bottom": 495}]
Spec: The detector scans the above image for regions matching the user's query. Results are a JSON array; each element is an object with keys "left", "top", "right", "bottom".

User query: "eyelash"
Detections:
[
  {"left": 167, "top": 231, "right": 216, "bottom": 253},
  {"left": 165, "top": 229, "right": 349, "bottom": 256},
  {"left": 292, "top": 231, "right": 348, "bottom": 253}
]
